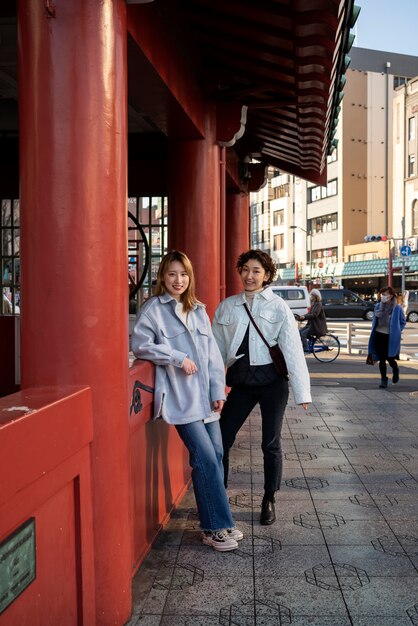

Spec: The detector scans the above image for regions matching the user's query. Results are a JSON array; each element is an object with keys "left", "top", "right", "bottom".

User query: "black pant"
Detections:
[
  {"left": 220, "top": 379, "right": 289, "bottom": 492},
  {"left": 374, "top": 330, "right": 398, "bottom": 379}
]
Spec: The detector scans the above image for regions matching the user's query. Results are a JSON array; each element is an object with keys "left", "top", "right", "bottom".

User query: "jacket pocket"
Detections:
[
  {"left": 216, "top": 313, "right": 234, "bottom": 326},
  {"left": 259, "top": 309, "right": 282, "bottom": 324},
  {"left": 161, "top": 326, "right": 187, "bottom": 339},
  {"left": 196, "top": 324, "right": 209, "bottom": 337}
]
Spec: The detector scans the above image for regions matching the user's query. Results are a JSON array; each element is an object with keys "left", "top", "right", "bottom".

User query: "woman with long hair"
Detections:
[
  {"left": 368, "top": 286, "right": 406, "bottom": 388},
  {"left": 131, "top": 250, "right": 242, "bottom": 551}
]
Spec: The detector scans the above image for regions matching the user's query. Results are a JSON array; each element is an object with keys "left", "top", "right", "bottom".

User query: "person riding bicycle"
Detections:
[{"left": 296, "top": 288, "right": 328, "bottom": 351}]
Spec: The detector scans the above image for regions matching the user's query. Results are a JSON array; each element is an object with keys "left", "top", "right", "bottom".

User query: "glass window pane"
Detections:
[
  {"left": 2, "top": 229, "right": 12, "bottom": 256},
  {"left": 2, "top": 199, "right": 11, "bottom": 226},
  {"left": 13, "top": 200, "right": 20, "bottom": 226}
]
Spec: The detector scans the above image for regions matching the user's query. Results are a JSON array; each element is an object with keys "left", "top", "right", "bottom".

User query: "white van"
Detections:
[{"left": 271, "top": 285, "right": 310, "bottom": 316}]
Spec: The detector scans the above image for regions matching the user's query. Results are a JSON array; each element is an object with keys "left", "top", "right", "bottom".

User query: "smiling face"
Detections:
[
  {"left": 239, "top": 259, "right": 270, "bottom": 292},
  {"left": 162, "top": 260, "right": 190, "bottom": 300}
]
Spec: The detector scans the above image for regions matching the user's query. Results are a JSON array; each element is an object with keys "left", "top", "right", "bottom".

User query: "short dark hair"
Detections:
[
  {"left": 379, "top": 286, "right": 395, "bottom": 297},
  {"left": 236, "top": 249, "right": 277, "bottom": 285}
]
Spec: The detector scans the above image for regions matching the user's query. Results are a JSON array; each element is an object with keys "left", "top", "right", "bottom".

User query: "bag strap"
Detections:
[{"left": 243, "top": 303, "right": 271, "bottom": 349}]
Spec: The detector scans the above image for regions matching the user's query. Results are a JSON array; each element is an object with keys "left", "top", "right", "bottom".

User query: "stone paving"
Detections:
[{"left": 127, "top": 385, "right": 418, "bottom": 626}]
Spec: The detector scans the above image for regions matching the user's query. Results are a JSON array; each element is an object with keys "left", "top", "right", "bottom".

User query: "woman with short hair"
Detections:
[{"left": 212, "top": 249, "right": 311, "bottom": 526}]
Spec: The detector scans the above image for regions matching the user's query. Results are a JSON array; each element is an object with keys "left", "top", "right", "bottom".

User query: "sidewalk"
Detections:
[{"left": 127, "top": 384, "right": 418, "bottom": 626}]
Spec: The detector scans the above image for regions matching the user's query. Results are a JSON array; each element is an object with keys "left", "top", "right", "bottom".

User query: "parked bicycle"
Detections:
[{"left": 305, "top": 333, "right": 341, "bottom": 363}]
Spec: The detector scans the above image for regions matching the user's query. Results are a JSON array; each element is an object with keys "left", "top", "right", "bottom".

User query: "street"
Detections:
[
  {"left": 306, "top": 351, "right": 418, "bottom": 392},
  {"left": 324, "top": 319, "right": 418, "bottom": 361}
]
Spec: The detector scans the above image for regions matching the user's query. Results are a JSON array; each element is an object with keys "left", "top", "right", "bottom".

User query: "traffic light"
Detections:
[{"left": 364, "top": 235, "right": 388, "bottom": 242}]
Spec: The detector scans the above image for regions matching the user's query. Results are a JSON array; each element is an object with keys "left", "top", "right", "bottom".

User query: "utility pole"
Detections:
[
  {"left": 309, "top": 230, "right": 313, "bottom": 288},
  {"left": 387, "top": 239, "right": 393, "bottom": 288},
  {"left": 401, "top": 216, "right": 406, "bottom": 294}
]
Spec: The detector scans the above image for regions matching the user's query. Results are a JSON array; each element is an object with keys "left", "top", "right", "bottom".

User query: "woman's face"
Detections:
[
  {"left": 380, "top": 291, "right": 393, "bottom": 304},
  {"left": 239, "top": 259, "right": 270, "bottom": 291},
  {"left": 162, "top": 260, "right": 190, "bottom": 300}
]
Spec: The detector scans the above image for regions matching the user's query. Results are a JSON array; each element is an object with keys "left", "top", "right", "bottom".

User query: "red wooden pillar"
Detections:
[
  {"left": 168, "top": 109, "right": 220, "bottom": 318},
  {"left": 225, "top": 192, "right": 250, "bottom": 296},
  {"left": 18, "top": 1, "right": 131, "bottom": 623},
  {"left": 219, "top": 147, "right": 227, "bottom": 302}
]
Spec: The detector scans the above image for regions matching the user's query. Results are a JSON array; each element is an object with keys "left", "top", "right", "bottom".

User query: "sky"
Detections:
[{"left": 353, "top": 0, "right": 418, "bottom": 57}]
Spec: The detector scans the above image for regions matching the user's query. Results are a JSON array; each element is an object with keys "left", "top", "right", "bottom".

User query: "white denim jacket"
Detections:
[
  {"left": 131, "top": 294, "right": 226, "bottom": 424},
  {"left": 212, "top": 288, "right": 311, "bottom": 405}
]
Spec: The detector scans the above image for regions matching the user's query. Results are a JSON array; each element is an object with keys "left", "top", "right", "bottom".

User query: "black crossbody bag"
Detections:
[{"left": 243, "top": 303, "right": 289, "bottom": 380}]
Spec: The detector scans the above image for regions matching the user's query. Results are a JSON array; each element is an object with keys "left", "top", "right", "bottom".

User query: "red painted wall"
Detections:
[
  {"left": 0, "top": 387, "right": 95, "bottom": 626},
  {"left": 128, "top": 360, "right": 190, "bottom": 572}
]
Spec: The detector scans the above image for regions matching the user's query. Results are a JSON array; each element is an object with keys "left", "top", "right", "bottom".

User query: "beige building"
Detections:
[
  {"left": 250, "top": 48, "right": 418, "bottom": 293},
  {"left": 393, "top": 76, "right": 418, "bottom": 254}
]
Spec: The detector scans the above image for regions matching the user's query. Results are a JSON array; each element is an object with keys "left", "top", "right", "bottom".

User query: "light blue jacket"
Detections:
[
  {"left": 131, "top": 294, "right": 226, "bottom": 424},
  {"left": 368, "top": 302, "right": 406, "bottom": 359},
  {"left": 212, "top": 288, "right": 311, "bottom": 405}
]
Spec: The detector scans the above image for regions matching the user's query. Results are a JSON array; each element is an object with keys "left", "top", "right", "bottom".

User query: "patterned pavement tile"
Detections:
[{"left": 130, "top": 387, "right": 418, "bottom": 625}]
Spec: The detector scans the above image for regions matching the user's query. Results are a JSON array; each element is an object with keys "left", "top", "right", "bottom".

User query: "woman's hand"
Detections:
[
  {"left": 212, "top": 400, "right": 225, "bottom": 413},
  {"left": 182, "top": 357, "right": 198, "bottom": 375}
]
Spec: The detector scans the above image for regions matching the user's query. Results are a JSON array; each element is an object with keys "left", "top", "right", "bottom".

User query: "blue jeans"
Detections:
[
  {"left": 175, "top": 419, "right": 235, "bottom": 532},
  {"left": 299, "top": 325, "right": 312, "bottom": 350}
]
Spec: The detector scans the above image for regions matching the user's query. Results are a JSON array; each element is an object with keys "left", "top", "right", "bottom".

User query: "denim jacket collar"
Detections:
[
  {"left": 235, "top": 287, "right": 275, "bottom": 306},
  {"left": 157, "top": 292, "right": 205, "bottom": 310}
]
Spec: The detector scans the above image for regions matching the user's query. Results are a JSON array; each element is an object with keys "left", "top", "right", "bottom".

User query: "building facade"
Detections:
[
  {"left": 393, "top": 76, "right": 418, "bottom": 276},
  {"left": 250, "top": 48, "right": 418, "bottom": 294}
]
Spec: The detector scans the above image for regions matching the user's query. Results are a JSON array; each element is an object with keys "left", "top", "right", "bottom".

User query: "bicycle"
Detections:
[{"left": 306, "top": 333, "right": 341, "bottom": 363}]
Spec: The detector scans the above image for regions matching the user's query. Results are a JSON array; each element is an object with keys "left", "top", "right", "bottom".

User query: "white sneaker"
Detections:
[
  {"left": 227, "top": 527, "right": 243, "bottom": 541},
  {"left": 201, "top": 529, "right": 238, "bottom": 552}
]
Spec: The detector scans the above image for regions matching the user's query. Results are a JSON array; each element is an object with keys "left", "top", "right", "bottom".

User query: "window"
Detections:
[
  {"left": 273, "top": 233, "right": 284, "bottom": 251},
  {"left": 1, "top": 199, "right": 20, "bottom": 315},
  {"left": 327, "top": 180, "right": 337, "bottom": 196},
  {"left": 273, "top": 288, "right": 307, "bottom": 301},
  {"left": 349, "top": 252, "right": 379, "bottom": 261},
  {"left": 273, "top": 210, "right": 284, "bottom": 226},
  {"left": 394, "top": 76, "right": 407, "bottom": 88},
  {"left": 327, "top": 149, "right": 338, "bottom": 163},
  {"left": 310, "top": 186, "right": 322, "bottom": 202},
  {"left": 413, "top": 200, "right": 418, "bottom": 235},
  {"left": 408, "top": 154, "right": 416, "bottom": 177},
  {"left": 308, "top": 179, "right": 338, "bottom": 203},
  {"left": 128, "top": 196, "right": 168, "bottom": 309},
  {"left": 261, "top": 228, "right": 270, "bottom": 243},
  {"left": 311, "top": 247, "right": 338, "bottom": 264},
  {"left": 344, "top": 292, "right": 361, "bottom": 304},
  {"left": 308, "top": 213, "right": 338, "bottom": 234},
  {"left": 408, "top": 116, "right": 416, "bottom": 141},
  {"left": 272, "top": 183, "right": 290, "bottom": 199}
]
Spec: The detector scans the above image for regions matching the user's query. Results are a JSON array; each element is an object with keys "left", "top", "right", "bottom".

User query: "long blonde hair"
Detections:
[{"left": 154, "top": 250, "right": 198, "bottom": 313}]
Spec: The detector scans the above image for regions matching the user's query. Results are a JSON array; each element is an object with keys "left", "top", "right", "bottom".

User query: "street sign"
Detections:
[{"left": 400, "top": 245, "right": 412, "bottom": 257}]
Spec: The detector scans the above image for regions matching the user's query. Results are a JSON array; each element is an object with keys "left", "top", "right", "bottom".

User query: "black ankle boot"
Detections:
[
  {"left": 260, "top": 497, "right": 276, "bottom": 525},
  {"left": 392, "top": 367, "right": 399, "bottom": 384},
  {"left": 379, "top": 377, "right": 388, "bottom": 388}
]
